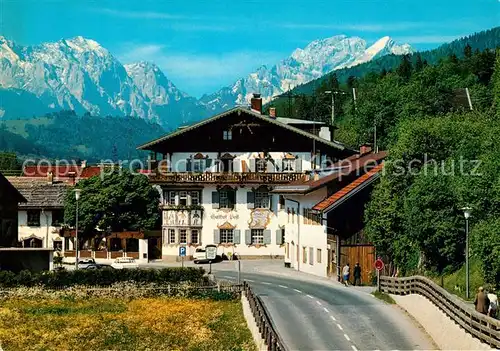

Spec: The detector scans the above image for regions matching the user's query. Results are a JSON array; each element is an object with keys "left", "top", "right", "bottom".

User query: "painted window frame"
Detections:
[
  {"left": 251, "top": 229, "right": 264, "bottom": 244},
  {"left": 220, "top": 229, "right": 234, "bottom": 243}
]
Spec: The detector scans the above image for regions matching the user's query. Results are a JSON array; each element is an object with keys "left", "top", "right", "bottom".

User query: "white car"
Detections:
[
  {"left": 193, "top": 248, "right": 207, "bottom": 264},
  {"left": 111, "top": 257, "right": 139, "bottom": 269}
]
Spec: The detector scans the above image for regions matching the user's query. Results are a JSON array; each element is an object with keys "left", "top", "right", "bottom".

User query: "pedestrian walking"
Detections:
[
  {"left": 474, "top": 287, "right": 490, "bottom": 315},
  {"left": 353, "top": 262, "right": 362, "bottom": 286},
  {"left": 342, "top": 263, "right": 350, "bottom": 286},
  {"left": 487, "top": 291, "right": 498, "bottom": 319}
]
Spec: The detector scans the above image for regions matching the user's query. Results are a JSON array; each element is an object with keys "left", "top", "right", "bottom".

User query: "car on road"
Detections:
[
  {"left": 111, "top": 257, "right": 139, "bottom": 269},
  {"left": 193, "top": 248, "right": 207, "bottom": 264}
]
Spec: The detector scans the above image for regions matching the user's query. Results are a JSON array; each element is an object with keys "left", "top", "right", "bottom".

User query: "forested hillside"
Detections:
[
  {"left": 1, "top": 111, "right": 166, "bottom": 162},
  {"left": 266, "top": 29, "right": 500, "bottom": 288}
]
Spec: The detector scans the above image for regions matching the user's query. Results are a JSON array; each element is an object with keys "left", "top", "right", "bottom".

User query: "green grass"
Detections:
[
  {"left": 372, "top": 290, "right": 396, "bottom": 304},
  {"left": 429, "top": 259, "right": 486, "bottom": 302}
]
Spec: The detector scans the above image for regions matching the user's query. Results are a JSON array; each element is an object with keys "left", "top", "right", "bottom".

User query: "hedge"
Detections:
[{"left": 0, "top": 267, "right": 207, "bottom": 288}]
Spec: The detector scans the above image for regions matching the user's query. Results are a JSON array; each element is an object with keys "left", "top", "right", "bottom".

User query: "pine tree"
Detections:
[
  {"left": 493, "top": 48, "right": 500, "bottom": 119},
  {"left": 347, "top": 75, "right": 357, "bottom": 90},
  {"left": 464, "top": 44, "right": 473, "bottom": 58},
  {"left": 397, "top": 54, "right": 413, "bottom": 80},
  {"left": 415, "top": 53, "right": 424, "bottom": 72},
  {"left": 329, "top": 73, "right": 340, "bottom": 90}
]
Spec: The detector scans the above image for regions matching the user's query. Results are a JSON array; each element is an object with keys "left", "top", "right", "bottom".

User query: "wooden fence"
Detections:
[
  {"left": 380, "top": 275, "right": 500, "bottom": 349},
  {"left": 243, "top": 282, "right": 287, "bottom": 351}
]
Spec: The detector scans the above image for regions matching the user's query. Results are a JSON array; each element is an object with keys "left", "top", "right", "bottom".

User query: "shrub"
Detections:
[{"left": 0, "top": 267, "right": 206, "bottom": 288}]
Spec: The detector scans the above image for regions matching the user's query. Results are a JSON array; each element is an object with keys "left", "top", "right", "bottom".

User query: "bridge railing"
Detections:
[
  {"left": 243, "top": 281, "right": 287, "bottom": 351},
  {"left": 380, "top": 275, "right": 500, "bottom": 349}
]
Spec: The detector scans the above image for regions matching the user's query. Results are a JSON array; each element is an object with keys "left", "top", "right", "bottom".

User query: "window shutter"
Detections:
[
  {"left": 175, "top": 194, "right": 179, "bottom": 206},
  {"left": 275, "top": 229, "right": 283, "bottom": 245},
  {"left": 213, "top": 229, "right": 220, "bottom": 244},
  {"left": 233, "top": 229, "right": 241, "bottom": 244},
  {"left": 232, "top": 159, "right": 240, "bottom": 172},
  {"left": 242, "top": 160, "right": 248, "bottom": 172},
  {"left": 186, "top": 159, "right": 192, "bottom": 172},
  {"left": 266, "top": 160, "right": 274, "bottom": 173},
  {"left": 206, "top": 159, "right": 212, "bottom": 171},
  {"left": 268, "top": 193, "right": 273, "bottom": 210},
  {"left": 245, "top": 230, "right": 252, "bottom": 245},
  {"left": 249, "top": 158, "right": 256, "bottom": 172},
  {"left": 295, "top": 157, "right": 302, "bottom": 172},
  {"left": 247, "top": 191, "right": 255, "bottom": 209},
  {"left": 212, "top": 192, "right": 219, "bottom": 209},
  {"left": 263, "top": 230, "right": 272, "bottom": 244}
]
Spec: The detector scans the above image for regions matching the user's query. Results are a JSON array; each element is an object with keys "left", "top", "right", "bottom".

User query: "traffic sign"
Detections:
[
  {"left": 375, "top": 258, "right": 384, "bottom": 271},
  {"left": 206, "top": 245, "right": 217, "bottom": 260},
  {"left": 179, "top": 246, "right": 186, "bottom": 257}
]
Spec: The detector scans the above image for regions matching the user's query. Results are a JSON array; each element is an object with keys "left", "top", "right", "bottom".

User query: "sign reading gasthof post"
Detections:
[{"left": 206, "top": 246, "right": 217, "bottom": 260}]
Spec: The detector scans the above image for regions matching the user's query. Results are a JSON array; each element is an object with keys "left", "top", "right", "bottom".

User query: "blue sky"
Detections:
[{"left": 2, "top": 0, "right": 499, "bottom": 97}]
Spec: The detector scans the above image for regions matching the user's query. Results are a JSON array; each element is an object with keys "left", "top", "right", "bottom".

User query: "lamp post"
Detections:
[
  {"left": 74, "top": 188, "right": 81, "bottom": 270},
  {"left": 461, "top": 206, "right": 472, "bottom": 299}
]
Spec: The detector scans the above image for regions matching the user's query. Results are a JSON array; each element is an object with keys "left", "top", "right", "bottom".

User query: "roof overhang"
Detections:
[{"left": 313, "top": 172, "right": 381, "bottom": 214}]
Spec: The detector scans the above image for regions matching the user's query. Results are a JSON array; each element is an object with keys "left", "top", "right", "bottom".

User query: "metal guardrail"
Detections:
[
  {"left": 243, "top": 281, "right": 287, "bottom": 351},
  {"left": 380, "top": 275, "right": 500, "bottom": 349}
]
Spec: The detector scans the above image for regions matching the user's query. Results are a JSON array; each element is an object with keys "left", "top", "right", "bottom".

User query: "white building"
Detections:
[
  {"left": 138, "top": 94, "right": 356, "bottom": 262},
  {"left": 7, "top": 176, "right": 68, "bottom": 250}
]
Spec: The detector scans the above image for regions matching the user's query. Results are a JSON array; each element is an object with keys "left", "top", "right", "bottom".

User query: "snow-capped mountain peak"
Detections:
[{"left": 201, "top": 34, "right": 413, "bottom": 110}]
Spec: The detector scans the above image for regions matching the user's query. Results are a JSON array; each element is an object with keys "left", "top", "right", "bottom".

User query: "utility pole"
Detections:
[{"left": 325, "top": 90, "right": 346, "bottom": 126}]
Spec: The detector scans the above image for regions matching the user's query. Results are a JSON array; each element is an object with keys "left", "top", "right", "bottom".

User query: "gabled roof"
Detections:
[
  {"left": 7, "top": 177, "right": 69, "bottom": 209},
  {"left": 23, "top": 165, "right": 102, "bottom": 179},
  {"left": 137, "top": 107, "right": 350, "bottom": 152},
  {"left": 312, "top": 162, "right": 384, "bottom": 213},
  {"left": 272, "top": 151, "right": 387, "bottom": 194}
]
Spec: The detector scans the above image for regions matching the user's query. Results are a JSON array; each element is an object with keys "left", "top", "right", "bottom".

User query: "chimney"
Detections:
[
  {"left": 269, "top": 107, "right": 276, "bottom": 118},
  {"left": 81, "top": 160, "right": 87, "bottom": 168},
  {"left": 250, "top": 93, "right": 262, "bottom": 114},
  {"left": 359, "top": 143, "right": 372, "bottom": 155},
  {"left": 47, "top": 171, "right": 54, "bottom": 184}
]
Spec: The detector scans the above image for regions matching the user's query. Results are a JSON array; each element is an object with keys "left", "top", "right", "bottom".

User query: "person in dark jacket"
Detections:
[
  {"left": 474, "top": 287, "right": 490, "bottom": 315},
  {"left": 353, "top": 263, "right": 362, "bottom": 286}
]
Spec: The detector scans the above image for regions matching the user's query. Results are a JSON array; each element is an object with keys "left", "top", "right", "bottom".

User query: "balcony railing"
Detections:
[{"left": 149, "top": 172, "right": 306, "bottom": 184}]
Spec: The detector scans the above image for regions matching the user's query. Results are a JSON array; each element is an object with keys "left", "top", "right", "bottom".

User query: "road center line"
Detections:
[
  {"left": 323, "top": 307, "right": 329, "bottom": 313},
  {"left": 344, "top": 334, "right": 351, "bottom": 341},
  {"left": 278, "top": 285, "right": 288, "bottom": 289},
  {"left": 245, "top": 279, "right": 254, "bottom": 282},
  {"left": 222, "top": 276, "right": 235, "bottom": 279},
  {"left": 316, "top": 300, "right": 322, "bottom": 306},
  {"left": 330, "top": 315, "right": 337, "bottom": 321},
  {"left": 306, "top": 294, "right": 314, "bottom": 299},
  {"left": 261, "top": 282, "right": 271, "bottom": 285},
  {"left": 293, "top": 288, "right": 302, "bottom": 293},
  {"left": 351, "top": 345, "right": 358, "bottom": 351},
  {"left": 337, "top": 323, "right": 343, "bottom": 331}
]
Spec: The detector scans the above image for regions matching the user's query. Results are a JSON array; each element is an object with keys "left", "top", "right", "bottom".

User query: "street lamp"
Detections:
[
  {"left": 74, "top": 188, "right": 81, "bottom": 270},
  {"left": 325, "top": 90, "right": 346, "bottom": 126},
  {"left": 461, "top": 206, "right": 472, "bottom": 299}
]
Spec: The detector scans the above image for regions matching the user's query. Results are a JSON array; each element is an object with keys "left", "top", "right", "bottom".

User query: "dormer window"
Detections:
[{"left": 223, "top": 130, "right": 232, "bottom": 140}]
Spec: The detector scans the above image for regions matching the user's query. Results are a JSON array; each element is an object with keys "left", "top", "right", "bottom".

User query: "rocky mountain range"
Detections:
[{"left": 0, "top": 35, "right": 413, "bottom": 127}]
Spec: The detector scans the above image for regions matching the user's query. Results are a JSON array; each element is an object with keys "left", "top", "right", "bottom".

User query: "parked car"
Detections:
[
  {"left": 78, "top": 258, "right": 99, "bottom": 270},
  {"left": 111, "top": 257, "right": 139, "bottom": 269},
  {"left": 193, "top": 248, "right": 207, "bottom": 264}
]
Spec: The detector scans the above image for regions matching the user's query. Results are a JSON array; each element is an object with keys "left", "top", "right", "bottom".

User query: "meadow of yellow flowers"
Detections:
[{"left": 0, "top": 297, "right": 256, "bottom": 350}]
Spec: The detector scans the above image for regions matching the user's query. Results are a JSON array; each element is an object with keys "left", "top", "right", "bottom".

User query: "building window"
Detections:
[
  {"left": 169, "top": 191, "right": 176, "bottom": 206},
  {"left": 256, "top": 158, "right": 266, "bottom": 172},
  {"left": 179, "top": 191, "right": 188, "bottom": 206},
  {"left": 309, "top": 247, "right": 314, "bottom": 265},
  {"left": 193, "top": 159, "right": 203, "bottom": 172},
  {"left": 251, "top": 229, "right": 264, "bottom": 244},
  {"left": 191, "top": 229, "right": 199, "bottom": 244},
  {"left": 27, "top": 210, "right": 41, "bottom": 227},
  {"left": 282, "top": 159, "right": 295, "bottom": 172},
  {"left": 51, "top": 209, "right": 64, "bottom": 226},
  {"left": 220, "top": 229, "right": 234, "bottom": 243},
  {"left": 223, "top": 130, "right": 232, "bottom": 140},
  {"left": 219, "top": 189, "right": 236, "bottom": 209},
  {"left": 179, "top": 229, "right": 187, "bottom": 244},
  {"left": 190, "top": 191, "right": 200, "bottom": 206},
  {"left": 255, "top": 189, "right": 270, "bottom": 209},
  {"left": 281, "top": 228, "right": 285, "bottom": 244},
  {"left": 169, "top": 229, "right": 176, "bottom": 244},
  {"left": 303, "top": 208, "right": 322, "bottom": 225},
  {"left": 53, "top": 240, "right": 62, "bottom": 250},
  {"left": 302, "top": 247, "right": 307, "bottom": 264},
  {"left": 317, "top": 249, "right": 322, "bottom": 263}
]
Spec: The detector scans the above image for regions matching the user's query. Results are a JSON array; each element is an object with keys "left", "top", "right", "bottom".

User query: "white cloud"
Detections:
[
  {"left": 91, "top": 8, "right": 189, "bottom": 20},
  {"left": 278, "top": 21, "right": 430, "bottom": 32}
]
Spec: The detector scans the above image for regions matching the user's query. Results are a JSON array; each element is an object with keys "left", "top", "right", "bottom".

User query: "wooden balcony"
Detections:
[{"left": 149, "top": 171, "right": 306, "bottom": 184}]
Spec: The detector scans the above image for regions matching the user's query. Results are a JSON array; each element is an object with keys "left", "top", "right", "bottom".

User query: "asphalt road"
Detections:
[{"left": 214, "top": 270, "right": 436, "bottom": 351}]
